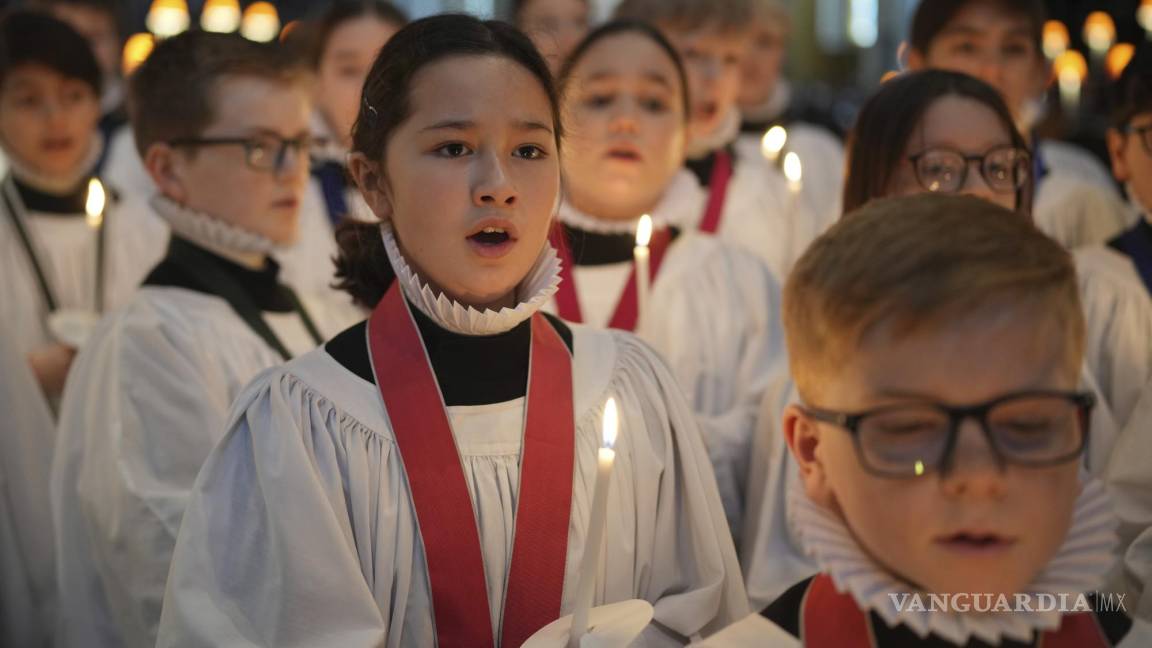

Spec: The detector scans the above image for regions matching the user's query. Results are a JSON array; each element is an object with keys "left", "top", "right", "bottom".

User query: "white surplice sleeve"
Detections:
[
  {"left": 0, "top": 334, "right": 57, "bottom": 648},
  {"left": 158, "top": 327, "right": 747, "bottom": 647},
  {"left": 51, "top": 291, "right": 283, "bottom": 648},
  {"left": 1035, "top": 176, "right": 1131, "bottom": 250}
]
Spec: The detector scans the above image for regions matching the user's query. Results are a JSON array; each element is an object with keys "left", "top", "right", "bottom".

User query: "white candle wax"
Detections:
[
  {"left": 85, "top": 178, "right": 106, "bottom": 313},
  {"left": 570, "top": 398, "right": 619, "bottom": 646},
  {"left": 633, "top": 215, "right": 652, "bottom": 329}
]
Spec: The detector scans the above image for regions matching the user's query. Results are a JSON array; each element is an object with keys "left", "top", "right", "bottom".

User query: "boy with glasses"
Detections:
[
  {"left": 701, "top": 193, "right": 1150, "bottom": 646},
  {"left": 51, "top": 31, "right": 356, "bottom": 648},
  {"left": 1107, "top": 43, "right": 1152, "bottom": 299}
]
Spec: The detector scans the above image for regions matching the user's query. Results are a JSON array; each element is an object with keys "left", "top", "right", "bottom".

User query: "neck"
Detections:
[
  {"left": 7, "top": 133, "right": 102, "bottom": 195},
  {"left": 569, "top": 193, "right": 657, "bottom": 223}
]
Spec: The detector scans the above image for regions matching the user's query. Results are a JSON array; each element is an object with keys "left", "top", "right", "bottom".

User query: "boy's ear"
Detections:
[
  {"left": 1106, "top": 128, "right": 1131, "bottom": 182},
  {"left": 784, "top": 404, "right": 835, "bottom": 507},
  {"left": 905, "top": 47, "right": 927, "bottom": 71},
  {"left": 144, "top": 142, "right": 188, "bottom": 205},
  {"left": 348, "top": 152, "right": 392, "bottom": 222}
]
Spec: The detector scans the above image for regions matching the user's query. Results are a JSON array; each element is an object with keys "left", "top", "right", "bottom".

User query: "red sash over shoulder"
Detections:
[
  {"left": 368, "top": 284, "right": 576, "bottom": 647},
  {"left": 698, "top": 149, "right": 733, "bottom": 235}
]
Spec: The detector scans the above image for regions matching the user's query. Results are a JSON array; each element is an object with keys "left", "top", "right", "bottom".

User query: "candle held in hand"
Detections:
[{"left": 570, "top": 397, "right": 619, "bottom": 646}]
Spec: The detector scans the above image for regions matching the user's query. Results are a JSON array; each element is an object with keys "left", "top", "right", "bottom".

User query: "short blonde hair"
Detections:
[
  {"left": 784, "top": 194, "right": 1084, "bottom": 399},
  {"left": 613, "top": 0, "right": 754, "bottom": 33}
]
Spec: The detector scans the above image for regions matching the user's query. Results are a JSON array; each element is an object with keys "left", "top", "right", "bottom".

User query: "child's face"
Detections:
[
  {"left": 50, "top": 4, "right": 121, "bottom": 84},
  {"left": 785, "top": 308, "right": 1082, "bottom": 597},
  {"left": 738, "top": 16, "right": 787, "bottom": 109},
  {"left": 1107, "top": 111, "right": 1152, "bottom": 213},
  {"left": 159, "top": 77, "right": 311, "bottom": 245},
  {"left": 0, "top": 64, "right": 100, "bottom": 179},
  {"left": 315, "top": 16, "right": 400, "bottom": 147},
  {"left": 562, "top": 32, "right": 687, "bottom": 220},
  {"left": 660, "top": 24, "right": 749, "bottom": 144},
  {"left": 358, "top": 55, "right": 560, "bottom": 311},
  {"left": 888, "top": 95, "right": 1023, "bottom": 213},
  {"left": 908, "top": 2, "right": 1046, "bottom": 127},
  {"left": 519, "top": 0, "right": 589, "bottom": 74}
]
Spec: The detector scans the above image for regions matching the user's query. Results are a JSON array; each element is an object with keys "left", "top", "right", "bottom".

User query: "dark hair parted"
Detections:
[
  {"left": 128, "top": 31, "right": 305, "bottom": 159},
  {"left": 1112, "top": 42, "right": 1152, "bottom": 128},
  {"left": 0, "top": 10, "right": 102, "bottom": 96},
  {"left": 512, "top": 0, "right": 590, "bottom": 22},
  {"left": 334, "top": 14, "right": 562, "bottom": 308},
  {"left": 310, "top": 0, "right": 409, "bottom": 68},
  {"left": 842, "top": 70, "right": 1032, "bottom": 216},
  {"left": 909, "top": 0, "right": 1045, "bottom": 57},
  {"left": 33, "top": 0, "right": 124, "bottom": 39},
  {"left": 558, "top": 19, "right": 691, "bottom": 121}
]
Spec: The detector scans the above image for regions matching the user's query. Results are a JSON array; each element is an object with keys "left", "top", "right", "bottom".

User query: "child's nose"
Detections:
[{"left": 939, "top": 420, "right": 1008, "bottom": 499}]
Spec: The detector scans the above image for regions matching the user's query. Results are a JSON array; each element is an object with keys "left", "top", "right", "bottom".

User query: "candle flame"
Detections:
[
  {"left": 914, "top": 460, "right": 925, "bottom": 477},
  {"left": 122, "top": 33, "right": 155, "bottom": 76},
  {"left": 760, "top": 126, "right": 787, "bottom": 161},
  {"left": 241, "top": 2, "right": 281, "bottom": 42},
  {"left": 146, "top": 0, "right": 190, "bottom": 38},
  {"left": 635, "top": 214, "right": 652, "bottom": 247},
  {"left": 1042, "top": 20, "right": 1070, "bottom": 60},
  {"left": 602, "top": 398, "right": 618, "bottom": 449},
  {"left": 85, "top": 178, "right": 106, "bottom": 228},
  {"left": 201, "top": 0, "right": 241, "bottom": 33},
  {"left": 1054, "top": 50, "right": 1088, "bottom": 84},
  {"left": 783, "top": 152, "right": 803, "bottom": 185},
  {"left": 1107, "top": 43, "right": 1136, "bottom": 80},
  {"left": 1140, "top": 0, "right": 1152, "bottom": 32},
  {"left": 1083, "top": 12, "right": 1116, "bottom": 54}
]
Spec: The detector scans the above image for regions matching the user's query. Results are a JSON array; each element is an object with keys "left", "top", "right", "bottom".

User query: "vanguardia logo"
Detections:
[{"left": 886, "top": 592, "right": 1127, "bottom": 614}]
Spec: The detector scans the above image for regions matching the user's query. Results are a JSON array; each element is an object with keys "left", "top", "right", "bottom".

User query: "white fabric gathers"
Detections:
[
  {"left": 1034, "top": 174, "right": 1131, "bottom": 250},
  {"left": 550, "top": 198, "right": 788, "bottom": 540},
  {"left": 157, "top": 238, "right": 749, "bottom": 646},
  {"left": 1113, "top": 379, "right": 1152, "bottom": 622},
  {"left": 1039, "top": 139, "right": 1121, "bottom": 198},
  {"left": 0, "top": 333, "right": 58, "bottom": 648}
]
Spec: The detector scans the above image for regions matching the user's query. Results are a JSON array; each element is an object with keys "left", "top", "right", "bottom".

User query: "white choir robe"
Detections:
[
  {"left": 734, "top": 122, "right": 845, "bottom": 250},
  {"left": 0, "top": 333, "right": 57, "bottom": 648},
  {"left": 156, "top": 325, "right": 750, "bottom": 646},
  {"left": 0, "top": 182, "right": 166, "bottom": 358},
  {"left": 51, "top": 286, "right": 356, "bottom": 648},
  {"left": 1113, "top": 379, "right": 1152, "bottom": 622},
  {"left": 738, "top": 366, "right": 1124, "bottom": 612},
  {"left": 1073, "top": 246, "right": 1152, "bottom": 428},
  {"left": 1035, "top": 173, "right": 1131, "bottom": 249},
  {"left": 1039, "top": 139, "right": 1121, "bottom": 198},
  {"left": 544, "top": 230, "right": 788, "bottom": 540}
]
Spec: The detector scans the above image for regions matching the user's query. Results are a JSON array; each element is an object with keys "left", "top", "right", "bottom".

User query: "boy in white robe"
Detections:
[
  {"left": 51, "top": 32, "right": 358, "bottom": 648},
  {"left": 612, "top": 0, "right": 816, "bottom": 280},
  {"left": 703, "top": 194, "right": 1152, "bottom": 647},
  {"left": 158, "top": 15, "right": 747, "bottom": 646},
  {"left": 0, "top": 11, "right": 163, "bottom": 402},
  {"left": 904, "top": 0, "right": 1130, "bottom": 250}
]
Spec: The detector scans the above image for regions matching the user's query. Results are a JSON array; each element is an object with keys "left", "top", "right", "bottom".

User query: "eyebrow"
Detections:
[
  {"left": 940, "top": 23, "right": 1031, "bottom": 39},
  {"left": 419, "top": 119, "right": 554, "bottom": 134},
  {"left": 585, "top": 69, "right": 674, "bottom": 89}
]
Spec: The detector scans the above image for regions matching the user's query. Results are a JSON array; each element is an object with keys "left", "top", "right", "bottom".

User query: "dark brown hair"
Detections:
[
  {"left": 842, "top": 70, "right": 1032, "bottom": 216},
  {"left": 557, "top": 19, "right": 691, "bottom": 121},
  {"left": 908, "top": 0, "right": 1045, "bottom": 57},
  {"left": 786, "top": 193, "right": 1083, "bottom": 400},
  {"left": 512, "top": 0, "right": 590, "bottom": 23},
  {"left": 1112, "top": 41, "right": 1152, "bottom": 129},
  {"left": 334, "top": 14, "right": 561, "bottom": 308},
  {"left": 0, "top": 10, "right": 102, "bottom": 96},
  {"left": 128, "top": 31, "right": 304, "bottom": 158},
  {"left": 310, "top": 0, "right": 409, "bottom": 68},
  {"left": 613, "top": 0, "right": 755, "bottom": 33}
]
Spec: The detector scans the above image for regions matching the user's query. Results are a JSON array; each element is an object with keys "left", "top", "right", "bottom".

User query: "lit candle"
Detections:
[
  {"left": 783, "top": 151, "right": 803, "bottom": 224},
  {"left": 145, "top": 0, "right": 190, "bottom": 38},
  {"left": 85, "top": 178, "right": 106, "bottom": 313},
  {"left": 633, "top": 215, "right": 652, "bottom": 329},
  {"left": 241, "top": 2, "right": 281, "bottom": 42},
  {"left": 760, "top": 126, "right": 788, "bottom": 165},
  {"left": 570, "top": 398, "right": 619, "bottom": 647},
  {"left": 1054, "top": 50, "right": 1088, "bottom": 120},
  {"left": 201, "top": 0, "right": 241, "bottom": 33},
  {"left": 1141, "top": 0, "right": 1152, "bottom": 41},
  {"left": 1083, "top": 12, "right": 1116, "bottom": 61}
]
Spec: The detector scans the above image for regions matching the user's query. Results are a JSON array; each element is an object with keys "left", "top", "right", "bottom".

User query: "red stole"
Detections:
[
  {"left": 698, "top": 149, "right": 734, "bottom": 234},
  {"left": 800, "top": 574, "right": 1113, "bottom": 647},
  {"left": 367, "top": 284, "right": 576, "bottom": 647},
  {"left": 550, "top": 225, "right": 674, "bottom": 331}
]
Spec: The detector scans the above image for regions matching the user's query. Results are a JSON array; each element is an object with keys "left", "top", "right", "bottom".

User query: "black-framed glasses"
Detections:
[
  {"left": 908, "top": 146, "right": 1031, "bottom": 195},
  {"left": 800, "top": 390, "right": 1094, "bottom": 479},
  {"left": 1122, "top": 124, "right": 1152, "bottom": 156},
  {"left": 168, "top": 134, "right": 313, "bottom": 173}
]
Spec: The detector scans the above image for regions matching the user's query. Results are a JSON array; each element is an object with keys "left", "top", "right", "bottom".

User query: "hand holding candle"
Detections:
[
  {"left": 570, "top": 397, "right": 619, "bottom": 647},
  {"left": 633, "top": 215, "right": 652, "bottom": 329}
]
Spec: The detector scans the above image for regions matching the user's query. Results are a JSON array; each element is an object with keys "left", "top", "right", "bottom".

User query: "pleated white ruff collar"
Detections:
[
  {"left": 557, "top": 169, "right": 704, "bottom": 235},
  {"left": 789, "top": 477, "right": 1118, "bottom": 645},
  {"left": 380, "top": 221, "right": 562, "bottom": 336},
  {"left": 151, "top": 195, "right": 280, "bottom": 259}
]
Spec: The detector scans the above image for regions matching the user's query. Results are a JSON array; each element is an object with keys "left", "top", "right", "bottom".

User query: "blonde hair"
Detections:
[
  {"left": 784, "top": 194, "right": 1084, "bottom": 399},
  {"left": 613, "top": 0, "right": 754, "bottom": 33}
]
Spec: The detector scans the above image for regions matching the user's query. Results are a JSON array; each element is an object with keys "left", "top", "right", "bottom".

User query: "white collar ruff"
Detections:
[
  {"left": 380, "top": 221, "right": 562, "bottom": 336},
  {"left": 150, "top": 194, "right": 281, "bottom": 262},
  {"left": 741, "top": 79, "right": 794, "bottom": 125},
  {"left": 557, "top": 170, "right": 704, "bottom": 235},
  {"left": 789, "top": 477, "right": 1118, "bottom": 645},
  {"left": 8, "top": 132, "right": 105, "bottom": 195},
  {"left": 687, "top": 108, "right": 742, "bottom": 160}
]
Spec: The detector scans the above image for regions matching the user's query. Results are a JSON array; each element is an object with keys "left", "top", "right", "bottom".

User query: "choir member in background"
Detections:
[
  {"left": 0, "top": 333, "right": 59, "bottom": 648},
  {"left": 613, "top": 0, "right": 816, "bottom": 280},
  {"left": 702, "top": 194, "right": 1152, "bottom": 647},
  {"left": 281, "top": 0, "right": 409, "bottom": 295},
  {"left": 36, "top": 0, "right": 128, "bottom": 142},
  {"left": 0, "top": 11, "right": 163, "bottom": 402},
  {"left": 513, "top": 0, "right": 590, "bottom": 75},
  {"left": 52, "top": 32, "right": 359, "bottom": 648},
  {"left": 158, "top": 15, "right": 747, "bottom": 646},
  {"left": 735, "top": 0, "right": 845, "bottom": 235},
  {"left": 552, "top": 20, "right": 787, "bottom": 540},
  {"left": 741, "top": 69, "right": 1152, "bottom": 611},
  {"left": 905, "top": 0, "right": 1133, "bottom": 249}
]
